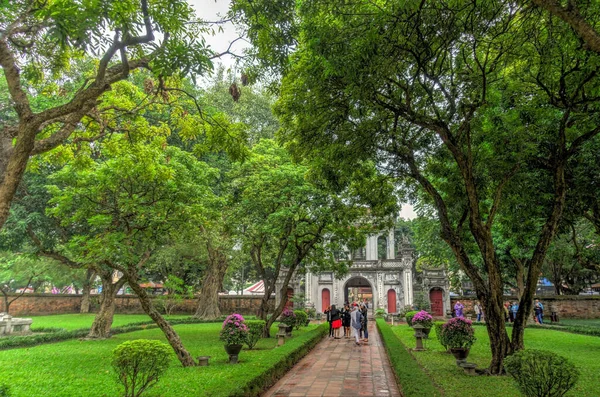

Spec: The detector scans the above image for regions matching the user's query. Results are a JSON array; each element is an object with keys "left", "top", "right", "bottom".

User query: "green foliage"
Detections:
[
  {"left": 304, "top": 307, "right": 316, "bottom": 319},
  {"left": 434, "top": 321, "right": 448, "bottom": 350},
  {"left": 154, "top": 276, "right": 193, "bottom": 316},
  {"left": 293, "top": 310, "right": 308, "bottom": 329},
  {"left": 0, "top": 383, "right": 11, "bottom": 397},
  {"left": 412, "top": 291, "right": 431, "bottom": 313},
  {"left": 244, "top": 320, "right": 265, "bottom": 350},
  {"left": 405, "top": 311, "right": 418, "bottom": 326},
  {"left": 112, "top": 340, "right": 171, "bottom": 397},
  {"left": 504, "top": 349, "right": 579, "bottom": 397},
  {"left": 374, "top": 308, "right": 386, "bottom": 318},
  {"left": 376, "top": 319, "right": 441, "bottom": 397}
]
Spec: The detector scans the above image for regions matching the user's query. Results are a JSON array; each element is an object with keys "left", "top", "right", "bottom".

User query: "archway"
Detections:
[
  {"left": 321, "top": 288, "right": 330, "bottom": 312},
  {"left": 430, "top": 288, "right": 444, "bottom": 316},
  {"left": 344, "top": 276, "right": 373, "bottom": 307},
  {"left": 387, "top": 289, "right": 397, "bottom": 313}
]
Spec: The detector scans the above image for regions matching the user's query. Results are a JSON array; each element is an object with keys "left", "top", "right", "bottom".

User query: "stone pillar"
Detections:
[
  {"left": 366, "top": 235, "right": 377, "bottom": 260},
  {"left": 388, "top": 229, "right": 395, "bottom": 260},
  {"left": 305, "top": 270, "right": 313, "bottom": 305}
]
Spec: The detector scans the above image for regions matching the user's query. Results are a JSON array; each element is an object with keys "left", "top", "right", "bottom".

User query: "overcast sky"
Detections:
[{"left": 188, "top": 1, "right": 416, "bottom": 220}]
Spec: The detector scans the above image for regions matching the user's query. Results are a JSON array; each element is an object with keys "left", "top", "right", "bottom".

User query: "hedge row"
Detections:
[
  {"left": 230, "top": 323, "right": 328, "bottom": 397},
  {"left": 376, "top": 319, "right": 441, "bottom": 397},
  {"left": 1, "top": 317, "right": 226, "bottom": 351},
  {"left": 470, "top": 321, "right": 600, "bottom": 338}
]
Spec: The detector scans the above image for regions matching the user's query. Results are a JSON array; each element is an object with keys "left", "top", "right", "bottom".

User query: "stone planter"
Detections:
[
  {"left": 422, "top": 327, "right": 431, "bottom": 339},
  {"left": 449, "top": 347, "right": 470, "bottom": 366},
  {"left": 224, "top": 344, "right": 243, "bottom": 364},
  {"left": 197, "top": 356, "right": 211, "bottom": 366},
  {"left": 285, "top": 325, "right": 293, "bottom": 337}
]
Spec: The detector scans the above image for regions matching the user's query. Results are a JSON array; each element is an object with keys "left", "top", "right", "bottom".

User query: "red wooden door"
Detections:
[
  {"left": 430, "top": 289, "right": 443, "bottom": 316},
  {"left": 322, "top": 289, "right": 330, "bottom": 312},
  {"left": 387, "top": 289, "right": 397, "bottom": 313}
]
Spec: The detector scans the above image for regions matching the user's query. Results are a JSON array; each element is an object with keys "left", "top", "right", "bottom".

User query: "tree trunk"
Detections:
[
  {"left": 1, "top": 292, "right": 9, "bottom": 314},
  {"left": 195, "top": 251, "right": 227, "bottom": 320},
  {"left": 126, "top": 273, "right": 196, "bottom": 367},
  {"left": 80, "top": 269, "right": 95, "bottom": 313},
  {"left": 87, "top": 276, "right": 125, "bottom": 339},
  {"left": 259, "top": 279, "right": 276, "bottom": 337}
]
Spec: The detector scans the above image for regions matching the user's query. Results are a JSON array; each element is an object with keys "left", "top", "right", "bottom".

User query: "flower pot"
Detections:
[
  {"left": 422, "top": 327, "right": 431, "bottom": 339},
  {"left": 449, "top": 347, "right": 470, "bottom": 366},
  {"left": 224, "top": 344, "right": 243, "bottom": 364}
]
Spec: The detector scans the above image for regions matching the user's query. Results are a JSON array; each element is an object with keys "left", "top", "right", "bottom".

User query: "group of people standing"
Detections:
[
  {"left": 454, "top": 300, "right": 484, "bottom": 322},
  {"left": 324, "top": 301, "right": 369, "bottom": 346},
  {"left": 455, "top": 299, "right": 545, "bottom": 324}
]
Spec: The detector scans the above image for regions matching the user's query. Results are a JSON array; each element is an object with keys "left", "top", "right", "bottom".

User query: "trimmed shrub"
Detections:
[
  {"left": 294, "top": 310, "right": 309, "bottom": 329},
  {"left": 504, "top": 349, "right": 579, "bottom": 397},
  {"left": 433, "top": 321, "right": 447, "bottom": 349},
  {"left": 405, "top": 311, "right": 418, "bottom": 326},
  {"left": 0, "top": 384, "right": 11, "bottom": 397},
  {"left": 376, "top": 319, "right": 441, "bottom": 397},
  {"left": 245, "top": 320, "right": 266, "bottom": 350},
  {"left": 112, "top": 339, "right": 171, "bottom": 397},
  {"left": 374, "top": 308, "right": 386, "bottom": 318}
]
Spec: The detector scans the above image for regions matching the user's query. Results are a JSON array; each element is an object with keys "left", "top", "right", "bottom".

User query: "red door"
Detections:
[
  {"left": 387, "top": 289, "right": 397, "bottom": 313},
  {"left": 322, "top": 289, "right": 330, "bottom": 312},
  {"left": 430, "top": 288, "right": 443, "bottom": 316}
]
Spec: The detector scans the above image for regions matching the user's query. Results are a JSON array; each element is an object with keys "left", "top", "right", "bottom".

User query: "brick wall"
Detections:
[
  {"left": 2, "top": 294, "right": 273, "bottom": 317},
  {"left": 450, "top": 296, "right": 600, "bottom": 319}
]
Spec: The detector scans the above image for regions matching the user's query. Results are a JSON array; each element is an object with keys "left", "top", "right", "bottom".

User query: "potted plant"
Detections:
[
  {"left": 441, "top": 317, "right": 476, "bottom": 362},
  {"left": 412, "top": 310, "right": 433, "bottom": 338},
  {"left": 280, "top": 308, "right": 296, "bottom": 336},
  {"left": 219, "top": 313, "right": 249, "bottom": 363}
]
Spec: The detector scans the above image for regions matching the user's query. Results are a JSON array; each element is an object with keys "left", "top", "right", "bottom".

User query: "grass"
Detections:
[
  {"left": 390, "top": 323, "right": 600, "bottom": 397},
  {"left": 558, "top": 318, "right": 600, "bottom": 329},
  {"left": 0, "top": 322, "right": 324, "bottom": 397},
  {"left": 28, "top": 313, "right": 191, "bottom": 331}
]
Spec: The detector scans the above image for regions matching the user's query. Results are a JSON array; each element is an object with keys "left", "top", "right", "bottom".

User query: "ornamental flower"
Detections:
[
  {"left": 280, "top": 308, "right": 297, "bottom": 327},
  {"left": 441, "top": 317, "right": 476, "bottom": 349},
  {"left": 412, "top": 310, "right": 433, "bottom": 328},
  {"left": 220, "top": 313, "right": 249, "bottom": 346}
]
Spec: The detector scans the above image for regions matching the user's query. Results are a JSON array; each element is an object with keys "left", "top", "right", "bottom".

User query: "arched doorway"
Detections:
[
  {"left": 344, "top": 276, "right": 373, "bottom": 307},
  {"left": 321, "top": 288, "right": 330, "bottom": 312},
  {"left": 387, "top": 289, "right": 397, "bottom": 313},
  {"left": 430, "top": 288, "right": 444, "bottom": 316}
]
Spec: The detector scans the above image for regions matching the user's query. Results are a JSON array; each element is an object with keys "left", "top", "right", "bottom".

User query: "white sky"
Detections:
[{"left": 188, "top": 1, "right": 416, "bottom": 220}]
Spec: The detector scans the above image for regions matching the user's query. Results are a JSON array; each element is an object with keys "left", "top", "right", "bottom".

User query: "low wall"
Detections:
[
  {"left": 2, "top": 294, "right": 273, "bottom": 317},
  {"left": 450, "top": 296, "right": 600, "bottom": 319}
]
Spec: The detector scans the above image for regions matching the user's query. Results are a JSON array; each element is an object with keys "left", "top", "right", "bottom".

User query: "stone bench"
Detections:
[{"left": 0, "top": 313, "right": 33, "bottom": 336}]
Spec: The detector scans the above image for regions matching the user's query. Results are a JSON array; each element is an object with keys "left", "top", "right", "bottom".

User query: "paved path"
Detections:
[{"left": 262, "top": 322, "right": 401, "bottom": 397}]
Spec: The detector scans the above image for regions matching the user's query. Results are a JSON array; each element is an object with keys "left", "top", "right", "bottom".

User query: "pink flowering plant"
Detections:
[
  {"left": 279, "top": 308, "right": 297, "bottom": 327},
  {"left": 219, "top": 313, "right": 249, "bottom": 346},
  {"left": 411, "top": 310, "right": 433, "bottom": 328},
  {"left": 441, "top": 317, "right": 476, "bottom": 349}
]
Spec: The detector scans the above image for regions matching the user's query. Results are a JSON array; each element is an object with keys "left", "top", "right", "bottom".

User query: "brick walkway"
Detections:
[{"left": 262, "top": 322, "right": 401, "bottom": 397}]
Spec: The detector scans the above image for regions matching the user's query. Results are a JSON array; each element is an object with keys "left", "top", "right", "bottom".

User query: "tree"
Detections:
[
  {"left": 0, "top": 252, "right": 53, "bottom": 313},
  {"left": 0, "top": 0, "right": 221, "bottom": 229},
  {"left": 229, "top": 139, "right": 381, "bottom": 336},
  {"left": 234, "top": 0, "right": 600, "bottom": 373},
  {"left": 47, "top": 136, "right": 220, "bottom": 366}
]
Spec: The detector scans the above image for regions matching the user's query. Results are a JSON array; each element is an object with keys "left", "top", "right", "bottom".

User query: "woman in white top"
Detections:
[{"left": 350, "top": 304, "right": 363, "bottom": 346}]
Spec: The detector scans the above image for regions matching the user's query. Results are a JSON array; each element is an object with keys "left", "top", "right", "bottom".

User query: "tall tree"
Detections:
[
  {"left": 234, "top": 0, "right": 600, "bottom": 373},
  {"left": 47, "top": 136, "right": 220, "bottom": 366},
  {"left": 0, "top": 0, "right": 220, "bottom": 229}
]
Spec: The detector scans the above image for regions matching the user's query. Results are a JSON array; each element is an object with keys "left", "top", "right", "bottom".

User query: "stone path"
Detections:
[{"left": 262, "top": 322, "right": 401, "bottom": 397}]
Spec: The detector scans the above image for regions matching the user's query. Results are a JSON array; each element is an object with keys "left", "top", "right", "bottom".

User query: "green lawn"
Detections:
[
  {"left": 28, "top": 313, "right": 190, "bottom": 330},
  {"left": 391, "top": 324, "right": 600, "bottom": 397},
  {"left": 0, "top": 322, "right": 322, "bottom": 397}
]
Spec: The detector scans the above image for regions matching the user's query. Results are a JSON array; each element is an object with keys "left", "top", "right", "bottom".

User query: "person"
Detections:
[
  {"left": 360, "top": 303, "right": 369, "bottom": 343},
  {"left": 342, "top": 304, "right": 351, "bottom": 338},
  {"left": 330, "top": 304, "right": 342, "bottom": 338},
  {"left": 510, "top": 302, "right": 518, "bottom": 323},
  {"left": 454, "top": 301, "right": 464, "bottom": 317},
  {"left": 503, "top": 302, "right": 510, "bottom": 322},
  {"left": 350, "top": 303, "right": 363, "bottom": 345},
  {"left": 324, "top": 306, "right": 333, "bottom": 337},
  {"left": 534, "top": 299, "right": 544, "bottom": 324},
  {"left": 474, "top": 301, "right": 482, "bottom": 322}
]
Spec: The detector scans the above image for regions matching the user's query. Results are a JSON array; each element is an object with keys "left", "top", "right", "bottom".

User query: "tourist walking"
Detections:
[
  {"left": 330, "top": 304, "right": 342, "bottom": 338},
  {"left": 534, "top": 299, "right": 544, "bottom": 324},
  {"left": 342, "top": 304, "right": 351, "bottom": 338},
  {"left": 474, "top": 301, "right": 483, "bottom": 322},
  {"left": 454, "top": 300, "right": 464, "bottom": 317},
  {"left": 350, "top": 303, "right": 363, "bottom": 345},
  {"left": 360, "top": 303, "right": 369, "bottom": 342},
  {"left": 324, "top": 306, "right": 333, "bottom": 337}
]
